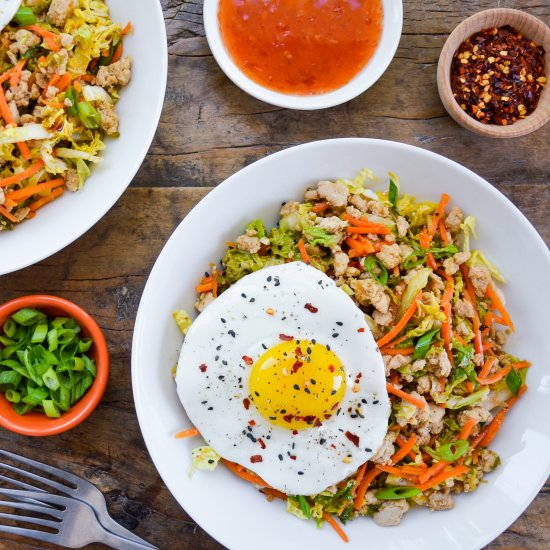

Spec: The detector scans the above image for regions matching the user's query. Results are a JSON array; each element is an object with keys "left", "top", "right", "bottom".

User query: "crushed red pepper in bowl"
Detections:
[{"left": 450, "top": 25, "right": 547, "bottom": 125}]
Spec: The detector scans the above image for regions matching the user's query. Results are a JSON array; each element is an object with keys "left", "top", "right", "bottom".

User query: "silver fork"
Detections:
[
  {"left": 0, "top": 449, "right": 156, "bottom": 549},
  {"left": 0, "top": 488, "right": 157, "bottom": 549}
]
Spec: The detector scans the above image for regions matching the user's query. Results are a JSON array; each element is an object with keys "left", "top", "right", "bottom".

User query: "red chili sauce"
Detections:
[{"left": 218, "top": 0, "right": 384, "bottom": 95}]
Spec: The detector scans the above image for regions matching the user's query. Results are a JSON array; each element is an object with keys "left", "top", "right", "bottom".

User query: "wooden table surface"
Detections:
[{"left": 1, "top": 1, "right": 549, "bottom": 548}]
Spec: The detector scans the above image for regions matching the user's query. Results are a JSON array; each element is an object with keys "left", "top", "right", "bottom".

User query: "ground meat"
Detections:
[
  {"left": 429, "top": 273, "right": 445, "bottom": 294},
  {"left": 47, "top": 0, "right": 75, "bottom": 27},
  {"left": 455, "top": 321, "right": 469, "bottom": 336},
  {"left": 95, "top": 57, "right": 132, "bottom": 88},
  {"left": 345, "top": 205, "right": 363, "bottom": 219},
  {"left": 384, "top": 354, "right": 411, "bottom": 375},
  {"left": 280, "top": 201, "right": 299, "bottom": 217},
  {"left": 96, "top": 102, "right": 119, "bottom": 136},
  {"left": 396, "top": 216, "right": 409, "bottom": 238},
  {"left": 495, "top": 330, "right": 506, "bottom": 345},
  {"left": 399, "top": 243, "right": 413, "bottom": 261},
  {"left": 315, "top": 215, "right": 347, "bottom": 234},
  {"left": 454, "top": 299, "right": 474, "bottom": 319},
  {"left": 445, "top": 207, "right": 464, "bottom": 233},
  {"left": 373, "top": 500, "right": 409, "bottom": 527},
  {"left": 469, "top": 265, "right": 491, "bottom": 296},
  {"left": 44, "top": 49, "right": 69, "bottom": 75},
  {"left": 416, "top": 374, "right": 431, "bottom": 394},
  {"left": 60, "top": 33, "right": 74, "bottom": 49},
  {"left": 443, "top": 251, "right": 470, "bottom": 276},
  {"left": 415, "top": 403, "right": 445, "bottom": 445},
  {"left": 366, "top": 200, "right": 389, "bottom": 218},
  {"left": 20, "top": 114, "right": 36, "bottom": 124},
  {"left": 376, "top": 244, "right": 401, "bottom": 269},
  {"left": 400, "top": 359, "right": 426, "bottom": 383},
  {"left": 478, "top": 449, "right": 500, "bottom": 473},
  {"left": 316, "top": 180, "right": 349, "bottom": 208},
  {"left": 0, "top": 188, "right": 5, "bottom": 205},
  {"left": 428, "top": 492, "right": 454, "bottom": 511},
  {"left": 5, "top": 70, "right": 40, "bottom": 108},
  {"left": 195, "top": 291, "right": 214, "bottom": 312},
  {"left": 14, "top": 207, "right": 30, "bottom": 222},
  {"left": 454, "top": 251, "right": 471, "bottom": 265},
  {"left": 362, "top": 490, "right": 380, "bottom": 506},
  {"left": 236, "top": 234, "right": 261, "bottom": 253},
  {"left": 65, "top": 169, "right": 79, "bottom": 192},
  {"left": 333, "top": 250, "right": 349, "bottom": 277},
  {"left": 395, "top": 391, "right": 429, "bottom": 429},
  {"left": 352, "top": 278, "right": 390, "bottom": 313},
  {"left": 371, "top": 432, "right": 397, "bottom": 465},
  {"left": 304, "top": 189, "right": 318, "bottom": 201},
  {"left": 428, "top": 349, "right": 452, "bottom": 378},
  {"left": 373, "top": 309, "right": 393, "bottom": 327},
  {"left": 457, "top": 406, "right": 492, "bottom": 429},
  {"left": 349, "top": 194, "right": 368, "bottom": 212},
  {"left": 9, "top": 29, "right": 41, "bottom": 56}
]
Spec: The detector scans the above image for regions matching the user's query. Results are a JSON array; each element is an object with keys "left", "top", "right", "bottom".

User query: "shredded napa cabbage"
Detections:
[
  {"left": 173, "top": 310, "right": 192, "bottom": 335},
  {"left": 190, "top": 446, "right": 220, "bottom": 475}
]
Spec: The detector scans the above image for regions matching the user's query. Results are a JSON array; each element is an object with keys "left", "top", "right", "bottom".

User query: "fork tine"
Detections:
[
  {"left": 0, "top": 499, "right": 62, "bottom": 519},
  {"left": 0, "top": 511, "right": 60, "bottom": 530},
  {"left": 0, "top": 473, "right": 44, "bottom": 492},
  {"left": 0, "top": 524, "right": 60, "bottom": 545},
  {"left": 0, "top": 461, "right": 69, "bottom": 494},
  {"left": 0, "top": 488, "right": 71, "bottom": 508}
]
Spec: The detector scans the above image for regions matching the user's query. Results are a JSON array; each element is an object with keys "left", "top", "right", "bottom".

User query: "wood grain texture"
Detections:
[{"left": 0, "top": 0, "right": 549, "bottom": 548}]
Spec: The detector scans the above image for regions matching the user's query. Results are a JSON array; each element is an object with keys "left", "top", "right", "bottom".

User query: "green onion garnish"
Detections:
[
  {"left": 13, "top": 7, "right": 37, "bottom": 27},
  {"left": 438, "top": 440, "right": 469, "bottom": 462},
  {"left": 506, "top": 367, "right": 522, "bottom": 397},
  {"left": 413, "top": 328, "right": 440, "bottom": 360},
  {"left": 296, "top": 495, "right": 311, "bottom": 519},
  {"left": 375, "top": 486, "right": 421, "bottom": 500},
  {"left": 77, "top": 101, "right": 102, "bottom": 129},
  {"left": 0, "top": 308, "right": 97, "bottom": 417}
]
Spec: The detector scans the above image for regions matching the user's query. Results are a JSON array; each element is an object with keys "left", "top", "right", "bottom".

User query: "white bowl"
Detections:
[
  {"left": 0, "top": 0, "right": 167, "bottom": 276},
  {"left": 203, "top": 0, "right": 403, "bottom": 110},
  {"left": 132, "top": 138, "right": 550, "bottom": 550}
]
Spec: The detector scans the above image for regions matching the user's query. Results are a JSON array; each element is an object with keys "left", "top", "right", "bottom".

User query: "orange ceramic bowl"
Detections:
[{"left": 0, "top": 295, "right": 109, "bottom": 436}]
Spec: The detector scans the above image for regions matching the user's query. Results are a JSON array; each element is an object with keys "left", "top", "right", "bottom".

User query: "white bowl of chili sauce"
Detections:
[{"left": 204, "top": 0, "right": 403, "bottom": 110}]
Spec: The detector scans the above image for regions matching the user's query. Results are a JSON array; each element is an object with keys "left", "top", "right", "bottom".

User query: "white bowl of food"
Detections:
[
  {"left": 132, "top": 138, "right": 550, "bottom": 549},
  {"left": 0, "top": 0, "right": 167, "bottom": 275},
  {"left": 203, "top": 0, "right": 403, "bottom": 110}
]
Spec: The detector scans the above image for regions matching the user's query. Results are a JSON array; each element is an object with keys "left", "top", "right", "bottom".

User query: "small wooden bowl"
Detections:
[{"left": 437, "top": 8, "right": 550, "bottom": 138}]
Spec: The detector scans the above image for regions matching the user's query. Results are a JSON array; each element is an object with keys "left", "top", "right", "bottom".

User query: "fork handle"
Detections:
[{"left": 98, "top": 529, "right": 159, "bottom": 550}]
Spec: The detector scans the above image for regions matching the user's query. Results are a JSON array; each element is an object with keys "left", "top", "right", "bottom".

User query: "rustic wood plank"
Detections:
[{"left": 1, "top": 0, "right": 550, "bottom": 547}]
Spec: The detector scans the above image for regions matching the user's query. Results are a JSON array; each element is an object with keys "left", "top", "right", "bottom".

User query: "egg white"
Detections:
[
  {"left": 176, "top": 262, "right": 390, "bottom": 495},
  {"left": 0, "top": 0, "right": 21, "bottom": 32}
]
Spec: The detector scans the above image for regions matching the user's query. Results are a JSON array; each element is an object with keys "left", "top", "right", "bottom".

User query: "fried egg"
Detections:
[
  {"left": 176, "top": 262, "right": 390, "bottom": 495},
  {"left": 0, "top": 0, "right": 21, "bottom": 32}
]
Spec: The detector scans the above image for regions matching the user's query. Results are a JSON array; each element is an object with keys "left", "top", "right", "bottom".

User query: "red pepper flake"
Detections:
[
  {"left": 295, "top": 347, "right": 302, "bottom": 357},
  {"left": 258, "top": 438, "right": 266, "bottom": 449},
  {"left": 357, "top": 327, "right": 365, "bottom": 333},
  {"left": 279, "top": 333, "right": 294, "bottom": 341},
  {"left": 345, "top": 431, "right": 360, "bottom": 447},
  {"left": 289, "top": 454, "right": 297, "bottom": 460},
  {"left": 450, "top": 25, "right": 547, "bottom": 126},
  {"left": 242, "top": 355, "right": 253, "bottom": 365},
  {"left": 292, "top": 430, "right": 298, "bottom": 435},
  {"left": 248, "top": 419, "right": 256, "bottom": 426},
  {"left": 243, "top": 398, "right": 250, "bottom": 410},
  {"left": 314, "top": 418, "right": 322, "bottom": 427},
  {"left": 292, "top": 360, "right": 303, "bottom": 373},
  {"left": 250, "top": 455, "right": 263, "bottom": 463},
  {"left": 328, "top": 364, "right": 335, "bottom": 373},
  {"left": 283, "top": 413, "right": 294, "bottom": 423},
  {"left": 304, "top": 303, "right": 318, "bottom": 313},
  {"left": 199, "top": 364, "right": 207, "bottom": 372}
]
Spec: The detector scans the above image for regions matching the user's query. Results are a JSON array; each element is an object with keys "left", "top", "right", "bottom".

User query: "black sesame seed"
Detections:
[
  {"left": 280, "top": 409, "right": 287, "bottom": 414},
  {"left": 311, "top": 379, "right": 317, "bottom": 385},
  {"left": 215, "top": 355, "right": 219, "bottom": 361},
  {"left": 304, "top": 388, "right": 311, "bottom": 394},
  {"left": 336, "top": 321, "right": 343, "bottom": 326},
  {"left": 201, "top": 400, "right": 207, "bottom": 404},
  {"left": 319, "top": 438, "right": 326, "bottom": 445},
  {"left": 298, "top": 471, "right": 304, "bottom": 475},
  {"left": 278, "top": 454, "right": 283, "bottom": 461},
  {"left": 207, "top": 407, "right": 213, "bottom": 411},
  {"left": 218, "top": 375, "right": 225, "bottom": 380},
  {"left": 222, "top": 360, "right": 228, "bottom": 366},
  {"left": 267, "top": 276, "right": 272, "bottom": 282},
  {"left": 362, "top": 399, "right": 368, "bottom": 404},
  {"left": 365, "top": 448, "right": 372, "bottom": 452},
  {"left": 269, "top": 416, "right": 276, "bottom": 420},
  {"left": 331, "top": 390, "right": 336, "bottom": 395},
  {"left": 216, "top": 345, "right": 222, "bottom": 351},
  {"left": 326, "top": 344, "right": 331, "bottom": 351},
  {"left": 228, "top": 330, "right": 236, "bottom": 337},
  {"left": 241, "top": 293, "right": 247, "bottom": 298},
  {"left": 250, "top": 298, "right": 255, "bottom": 302},
  {"left": 373, "top": 400, "right": 379, "bottom": 405},
  {"left": 293, "top": 384, "right": 300, "bottom": 391},
  {"left": 262, "top": 343, "right": 268, "bottom": 350},
  {"left": 208, "top": 459, "right": 214, "bottom": 464},
  {"left": 221, "top": 318, "right": 226, "bottom": 323},
  {"left": 306, "top": 347, "right": 312, "bottom": 355},
  {"left": 292, "top": 443, "right": 295, "bottom": 449},
  {"left": 332, "top": 333, "right": 339, "bottom": 338},
  {"left": 255, "top": 391, "right": 260, "bottom": 397}
]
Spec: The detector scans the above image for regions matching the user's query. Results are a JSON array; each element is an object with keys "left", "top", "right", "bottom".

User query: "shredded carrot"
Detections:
[
  {"left": 0, "top": 205, "right": 18, "bottom": 223},
  {"left": 46, "top": 101, "right": 66, "bottom": 109},
  {"left": 23, "top": 25, "right": 60, "bottom": 52},
  {"left": 73, "top": 80, "right": 82, "bottom": 93},
  {"left": 0, "top": 84, "right": 36, "bottom": 160},
  {"left": 222, "top": 459, "right": 270, "bottom": 488},
  {"left": 458, "top": 417, "right": 478, "bottom": 441},
  {"left": 111, "top": 42, "right": 124, "bottom": 64},
  {"left": 298, "top": 238, "right": 310, "bottom": 264},
  {"left": 260, "top": 488, "right": 287, "bottom": 501},
  {"left": 486, "top": 285, "right": 515, "bottom": 332},
  {"left": 439, "top": 272, "right": 454, "bottom": 366},
  {"left": 56, "top": 72, "right": 72, "bottom": 92},
  {"left": 417, "top": 461, "right": 448, "bottom": 485},
  {"left": 386, "top": 383, "right": 426, "bottom": 409},
  {"left": 28, "top": 187, "right": 64, "bottom": 211},
  {"left": 121, "top": 22, "right": 133, "bottom": 36},
  {"left": 322, "top": 512, "right": 348, "bottom": 543},
  {"left": 416, "top": 465, "right": 468, "bottom": 491},
  {"left": 428, "top": 193, "right": 451, "bottom": 238},
  {"left": 5, "top": 178, "right": 65, "bottom": 202},
  {"left": 439, "top": 219, "right": 450, "bottom": 245},
  {"left": 345, "top": 236, "right": 373, "bottom": 256},
  {"left": 376, "top": 292, "right": 421, "bottom": 348},
  {"left": 9, "top": 59, "right": 27, "bottom": 89},
  {"left": 419, "top": 228, "right": 437, "bottom": 269},
  {"left": 375, "top": 464, "right": 419, "bottom": 482},
  {"left": 460, "top": 265, "right": 484, "bottom": 364},
  {"left": 477, "top": 360, "right": 528, "bottom": 385},
  {"left": 175, "top": 427, "right": 199, "bottom": 439},
  {"left": 80, "top": 73, "right": 95, "bottom": 82},
  {"left": 478, "top": 356, "right": 495, "bottom": 379},
  {"left": 211, "top": 271, "right": 219, "bottom": 298},
  {"left": 0, "top": 160, "right": 45, "bottom": 188},
  {"left": 346, "top": 224, "right": 391, "bottom": 235},
  {"left": 396, "top": 434, "right": 419, "bottom": 462},
  {"left": 195, "top": 282, "right": 214, "bottom": 293},
  {"left": 386, "top": 346, "right": 415, "bottom": 358},
  {"left": 0, "top": 66, "right": 15, "bottom": 84},
  {"left": 391, "top": 434, "right": 416, "bottom": 465},
  {"left": 465, "top": 381, "right": 474, "bottom": 394},
  {"left": 353, "top": 466, "right": 381, "bottom": 510},
  {"left": 311, "top": 201, "right": 329, "bottom": 214},
  {"left": 42, "top": 74, "right": 61, "bottom": 98}
]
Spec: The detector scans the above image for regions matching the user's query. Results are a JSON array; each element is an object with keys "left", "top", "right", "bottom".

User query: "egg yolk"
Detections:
[{"left": 249, "top": 339, "right": 346, "bottom": 430}]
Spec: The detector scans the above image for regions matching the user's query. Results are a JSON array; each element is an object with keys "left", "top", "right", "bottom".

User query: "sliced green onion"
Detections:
[
  {"left": 22, "top": 386, "right": 49, "bottom": 406},
  {"left": 77, "top": 101, "right": 101, "bottom": 129},
  {"left": 48, "top": 328, "right": 58, "bottom": 352},
  {"left": 413, "top": 328, "right": 440, "bottom": 360},
  {"left": 388, "top": 174, "right": 400, "bottom": 212},
  {"left": 14, "top": 7, "right": 37, "bottom": 26},
  {"left": 296, "top": 495, "right": 311, "bottom": 519},
  {"left": 5, "top": 389, "right": 20, "bottom": 403},
  {"left": 0, "top": 370, "right": 22, "bottom": 387},
  {"left": 42, "top": 400, "right": 61, "bottom": 418},
  {"left": 3, "top": 319, "right": 16, "bottom": 338},
  {"left": 364, "top": 256, "right": 388, "bottom": 287},
  {"left": 78, "top": 338, "right": 93, "bottom": 353},
  {"left": 31, "top": 323, "right": 48, "bottom": 344},
  {"left": 376, "top": 486, "right": 421, "bottom": 500},
  {"left": 65, "top": 87, "right": 79, "bottom": 117},
  {"left": 72, "top": 357, "right": 85, "bottom": 371},
  {"left": 438, "top": 440, "right": 469, "bottom": 462},
  {"left": 12, "top": 308, "right": 45, "bottom": 326},
  {"left": 42, "top": 368, "right": 60, "bottom": 391}
]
